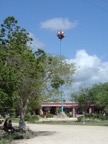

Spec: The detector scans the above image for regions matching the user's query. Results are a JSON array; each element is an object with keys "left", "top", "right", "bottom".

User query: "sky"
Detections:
[{"left": 1, "top": 0, "right": 108, "bottom": 96}]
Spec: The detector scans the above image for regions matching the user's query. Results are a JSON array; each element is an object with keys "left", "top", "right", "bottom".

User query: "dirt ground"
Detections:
[{"left": 15, "top": 123, "right": 108, "bottom": 144}]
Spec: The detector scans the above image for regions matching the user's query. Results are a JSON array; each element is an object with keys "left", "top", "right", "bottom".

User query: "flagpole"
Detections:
[{"left": 57, "top": 30, "right": 64, "bottom": 113}]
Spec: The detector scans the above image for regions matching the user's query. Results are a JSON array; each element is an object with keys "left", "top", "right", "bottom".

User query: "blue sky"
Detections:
[
  {"left": 1, "top": 0, "right": 108, "bottom": 59},
  {"left": 1, "top": 0, "right": 108, "bottom": 95}
]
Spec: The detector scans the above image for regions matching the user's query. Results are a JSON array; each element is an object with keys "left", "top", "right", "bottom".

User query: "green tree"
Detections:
[
  {"left": 44, "top": 55, "right": 76, "bottom": 101},
  {"left": 0, "top": 39, "right": 19, "bottom": 115},
  {"left": 0, "top": 16, "right": 37, "bottom": 129},
  {"left": 90, "top": 83, "right": 108, "bottom": 112},
  {"left": 71, "top": 82, "right": 108, "bottom": 114},
  {"left": 0, "top": 16, "right": 76, "bottom": 129},
  {"left": 77, "top": 88, "right": 90, "bottom": 113},
  {"left": 71, "top": 86, "right": 96, "bottom": 113}
]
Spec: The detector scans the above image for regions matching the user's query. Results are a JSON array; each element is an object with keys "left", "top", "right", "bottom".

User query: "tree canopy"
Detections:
[
  {"left": 0, "top": 16, "right": 76, "bottom": 129},
  {"left": 71, "top": 82, "right": 108, "bottom": 113}
]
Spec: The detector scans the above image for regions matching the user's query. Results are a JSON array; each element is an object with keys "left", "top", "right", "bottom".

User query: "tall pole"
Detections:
[{"left": 57, "top": 30, "right": 64, "bottom": 113}]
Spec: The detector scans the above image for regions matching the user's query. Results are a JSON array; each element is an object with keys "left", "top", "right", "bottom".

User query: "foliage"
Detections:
[
  {"left": 0, "top": 16, "right": 47, "bottom": 128},
  {"left": 0, "top": 60, "right": 19, "bottom": 112},
  {"left": 0, "top": 139, "right": 12, "bottom": 144},
  {"left": 77, "top": 114, "right": 107, "bottom": 122},
  {"left": 93, "top": 83, "right": 108, "bottom": 110},
  {"left": 71, "top": 82, "right": 108, "bottom": 114},
  {"left": 45, "top": 55, "right": 76, "bottom": 101},
  {"left": 45, "top": 113, "right": 54, "bottom": 118},
  {"left": 77, "top": 116, "right": 83, "bottom": 122},
  {"left": 24, "top": 114, "right": 39, "bottom": 122},
  {"left": 85, "top": 113, "right": 107, "bottom": 121},
  {"left": 0, "top": 16, "right": 76, "bottom": 129},
  {"left": 72, "top": 88, "right": 92, "bottom": 112},
  {"left": 0, "top": 120, "right": 3, "bottom": 124},
  {"left": 65, "top": 112, "right": 72, "bottom": 117},
  {"left": 40, "top": 114, "right": 46, "bottom": 118}
]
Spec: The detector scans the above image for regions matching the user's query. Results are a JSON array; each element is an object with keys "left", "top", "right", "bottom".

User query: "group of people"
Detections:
[{"left": 3, "top": 118, "right": 14, "bottom": 132}]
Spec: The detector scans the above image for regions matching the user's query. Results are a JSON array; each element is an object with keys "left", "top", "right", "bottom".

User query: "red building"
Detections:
[{"left": 38, "top": 102, "right": 93, "bottom": 117}]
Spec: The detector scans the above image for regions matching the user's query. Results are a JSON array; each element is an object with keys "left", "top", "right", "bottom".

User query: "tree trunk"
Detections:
[
  {"left": 19, "top": 112, "right": 26, "bottom": 130},
  {"left": 19, "top": 97, "right": 30, "bottom": 130}
]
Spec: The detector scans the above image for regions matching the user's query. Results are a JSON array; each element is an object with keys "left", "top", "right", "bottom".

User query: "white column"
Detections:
[{"left": 72, "top": 107, "right": 76, "bottom": 117}]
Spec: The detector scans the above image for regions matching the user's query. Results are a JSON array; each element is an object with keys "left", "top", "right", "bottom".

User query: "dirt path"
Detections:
[{"left": 15, "top": 124, "right": 108, "bottom": 144}]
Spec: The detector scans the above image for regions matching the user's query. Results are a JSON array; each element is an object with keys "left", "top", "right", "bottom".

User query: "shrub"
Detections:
[
  {"left": 24, "top": 114, "right": 39, "bottom": 122},
  {"left": 0, "top": 139, "right": 12, "bottom": 144},
  {"left": 85, "top": 114, "right": 95, "bottom": 120},
  {"left": 85, "top": 114, "right": 93, "bottom": 118},
  {"left": 56, "top": 107, "right": 61, "bottom": 113},
  {"left": 84, "top": 113, "right": 106, "bottom": 121},
  {"left": 46, "top": 113, "right": 53, "bottom": 118},
  {"left": 24, "top": 114, "right": 31, "bottom": 121},
  {"left": 30, "top": 115, "right": 39, "bottom": 122},
  {"left": 1, "top": 112, "right": 6, "bottom": 118},
  {"left": 65, "top": 113, "right": 72, "bottom": 117},
  {"left": 40, "top": 114, "right": 46, "bottom": 118},
  {"left": 0, "top": 120, "right": 3, "bottom": 124},
  {"left": 77, "top": 116, "right": 83, "bottom": 122},
  {"left": 95, "top": 114, "right": 106, "bottom": 121}
]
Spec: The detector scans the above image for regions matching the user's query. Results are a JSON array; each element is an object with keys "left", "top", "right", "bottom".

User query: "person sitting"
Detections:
[
  {"left": 7, "top": 120, "right": 14, "bottom": 132},
  {"left": 3, "top": 118, "right": 8, "bottom": 132}
]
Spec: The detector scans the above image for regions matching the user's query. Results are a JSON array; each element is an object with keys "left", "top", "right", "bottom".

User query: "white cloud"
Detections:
[
  {"left": 28, "top": 33, "right": 44, "bottom": 51},
  {"left": 40, "top": 17, "right": 78, "bottom": 31},
  {"left": 67, "top": 49, "right": 108, "bottom": 90}
]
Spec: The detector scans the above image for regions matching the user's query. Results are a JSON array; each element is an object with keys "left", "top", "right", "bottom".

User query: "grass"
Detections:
[
  {"left": 35, "top": 120, "right": 108, "bottom": 126},
  {"left": 2, "top": 117, "right": 108, "bottom": 126},
  {"left": 11, "top": 118, "right": 19, "bottom": 123}
]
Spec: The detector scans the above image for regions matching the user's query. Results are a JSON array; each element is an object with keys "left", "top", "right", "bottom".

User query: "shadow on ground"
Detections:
[
  {"left": 0, "top": 128, "right": 56, "bottom": 141},
  {"left": 34, "top": 131, "right": 56, "bottom": 137}
]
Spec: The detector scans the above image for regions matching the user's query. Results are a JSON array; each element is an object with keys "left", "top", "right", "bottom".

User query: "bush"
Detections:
[
  {"left": 0, "top": 139, "right": 12, "bottom": 144},
  {"left": 1, "top": 112, "right": 6, "bottom": 118},
  {"left": 46, "top": 113, "right": 53, "bottom": 118},
  {"left": 30, "top": 115, "right": 39, "bottom": 122},
  {"left": 65, "top": 113, "right": 72, "bottom": 117},
  {"left": 40, "top": 114, "right": 46, "bottom": 118},
  {"left": 24, "top": 114, "right": 31, "bottom": 121},
  {"left": 77, "top": 116, "right": 83, "bottom": 122},
  {"left": 83, "top": 113, "right": 106, "bottom": 121},
  {"left": 85, "top": 114, "right": 94, "bottom": 118},
  {"left": 24, "top": 114, "right": 39, "bottom": 122},
  {"left": 0, "top": 120, "right": 3, "bottom": 124},
  {"left": 94, "top": 114, "right": 106, "bottom": 121}
]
